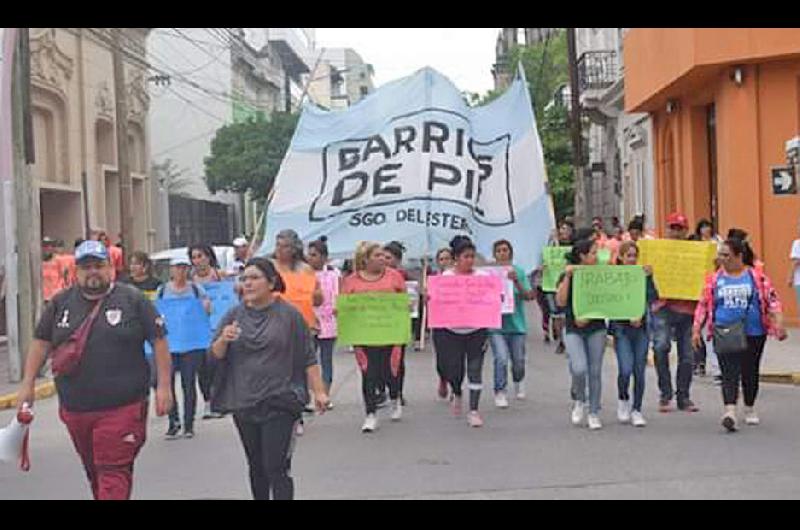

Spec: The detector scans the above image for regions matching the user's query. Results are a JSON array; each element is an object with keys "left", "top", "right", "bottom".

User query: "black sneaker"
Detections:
[
  {"left": 183, "top": 428, "right": 195, "bottom": 439},
  {"left": 165, "top": 424, "right": 181, "bottom": 440},
  {"left": 677, "top": 399, "right": 699, "bottom": 412},
  {"left": 555, "top": 343, "right": 566, "bottom": 355},
  {"left": 722, "top": 415, "right": 737, "bottom": 432},
  {"left": 375, "top": 393, "right": 389, "bottom": 409}
]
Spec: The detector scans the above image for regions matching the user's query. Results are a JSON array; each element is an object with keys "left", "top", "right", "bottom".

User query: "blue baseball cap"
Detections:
[{"left": 75, "top": 240, "right": 109, "bottom": 263}]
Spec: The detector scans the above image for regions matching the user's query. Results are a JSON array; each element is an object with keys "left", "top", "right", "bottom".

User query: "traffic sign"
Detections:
[{"left": 772, "top": 166, "right": 797, "bottom": 195}]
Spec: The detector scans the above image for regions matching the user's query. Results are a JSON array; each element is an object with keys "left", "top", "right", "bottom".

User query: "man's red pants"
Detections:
[{"left": 59, "top": 400, "right": 148, "bottom": 500}]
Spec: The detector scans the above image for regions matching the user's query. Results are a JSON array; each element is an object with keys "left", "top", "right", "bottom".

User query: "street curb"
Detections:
[
  {"left": 759, "top": 372, "right": 800, "bottom": 386},
  {"left": 0, "top": 381, "right": 56, "bottom": 410}
]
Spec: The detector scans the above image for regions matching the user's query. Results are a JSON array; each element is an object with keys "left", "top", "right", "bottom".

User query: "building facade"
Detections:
[
  {"left": 2, "top": 28, "right": 157, "bottom": 253},
  {"left": 625, "top": 28, "right": 800, "bottom": 324},
  {"left": 147, "top": 28, "right": 314, "bottom": 248},
  {"left": 576, "top": 28, "right": 655, "bottom": 231},
  {"left": 307, "top": 48, "right": 374, "bottom": 110}
]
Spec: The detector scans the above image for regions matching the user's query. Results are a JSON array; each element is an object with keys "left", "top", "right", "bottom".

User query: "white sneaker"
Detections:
[
  {"left": 745, "top": 410, "right": 760, "bottom": 426},
  {"left": 494, "top": 392, "right": 509, "bottom": 409},
  {"left": 617, "top": 399, "right": 631, "bottom": 424},
  {"left": 587, "top": 414, "right": 603, "bottom": 430},
  {"left": 514, "top": 382, "right": 526, "bottom": 400},
  {"left": 570, "top": 401, "right": 585, "bottom": 426},
  {"left": 631, "top": 410, "right": 647, "bottom": 427},
  {"left": 361, "top": 414, "right": 378, "bottom": 433},
  {"left": 391, "top": 400, "right": 403, "bottom": 422}
]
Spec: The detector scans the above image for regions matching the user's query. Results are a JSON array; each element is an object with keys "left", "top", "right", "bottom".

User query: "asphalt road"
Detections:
[{"left": 2, "top": 306, "right": 800, "bottom": 499}]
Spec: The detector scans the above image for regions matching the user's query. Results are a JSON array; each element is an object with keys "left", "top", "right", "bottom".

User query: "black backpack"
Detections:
[{"left": 157, "top": 283, "right": 201, "bottom": 299}]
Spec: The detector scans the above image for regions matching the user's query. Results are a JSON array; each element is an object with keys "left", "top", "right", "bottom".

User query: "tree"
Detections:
[
  {"left": 204, "top": 111, "right": 299, "bottom": 202},
  {"left": 475, "top": 30, "right": 575, "bottom": 220},
  {"left": 152, "top": 158, "right": 193, "bottom": 197}
]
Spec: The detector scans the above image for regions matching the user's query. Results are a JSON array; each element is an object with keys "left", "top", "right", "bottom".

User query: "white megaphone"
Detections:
[{"left": 0, "top": 403, "right": 33, "bottom": 471}]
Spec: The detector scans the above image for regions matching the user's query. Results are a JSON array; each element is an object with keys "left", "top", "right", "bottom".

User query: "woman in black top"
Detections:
[
  {"left": 556, "top": 237, "right": 607, "bottom": 431},
  {"left": 210, "top": 258, "right": 329, "bottom": 500},
  {"left": 124, "top": 251, "right": 162, "bottom": 298}
]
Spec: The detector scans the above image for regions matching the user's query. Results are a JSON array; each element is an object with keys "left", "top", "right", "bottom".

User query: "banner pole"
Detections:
[{"left": 419, "top": 256, "right": 429, "bottom": 350}]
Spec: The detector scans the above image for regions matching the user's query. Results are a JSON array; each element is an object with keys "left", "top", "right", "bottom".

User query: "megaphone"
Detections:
[{"left": 0, "top": 403, "right": 33, "bottom": 472}]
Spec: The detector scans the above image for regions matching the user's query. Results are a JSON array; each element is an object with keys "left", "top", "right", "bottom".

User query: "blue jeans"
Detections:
[
  {"left": 316, "top": 337, "right": 335, "bottom": 388},
  {"left": 612, "top": 324, "right": 649, "bottom": 412},
  {"left": 564, "top": 330, "right": 606, "bottom": 414},
  {"left": 652, "top": 309, "right": 694, "bottom": 402},
  {"left": 168, "top": 350, "right": 204, "bottom": 430},
  {"left": 489, "top": 333, "right": 527, "bottom": 393}
]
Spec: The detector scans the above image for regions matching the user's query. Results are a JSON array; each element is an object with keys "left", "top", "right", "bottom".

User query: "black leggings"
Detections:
[
  {"left": 198, "top": 354, "right": 216, "bottom": 403},
  {"left": 436, "top": 329, "right": 487, "bottom": 411},
  {"left": 361, "top": 347, "right": 402, "bottom": 414},
  {"left": 233, "top": 410, "right": 298, "bottom": 500},
  {"left": 717, "top": 336, "right": 767, "bottom": 407}
]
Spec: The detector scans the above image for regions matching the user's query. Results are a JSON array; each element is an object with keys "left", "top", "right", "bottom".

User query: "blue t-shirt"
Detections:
[{"left": 714, "top": 271, "right": 763, "bottom": 336}]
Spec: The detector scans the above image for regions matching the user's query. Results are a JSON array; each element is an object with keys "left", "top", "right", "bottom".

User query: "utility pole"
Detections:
[
  {"left": 566, "top": 28, "right": 591, "bottom": 225},
  {"left": 112, "top": 28, "right": 134, "bottom": 252},
  {"left": 4, "top": 28, "right": 41, "bottom": 382}
]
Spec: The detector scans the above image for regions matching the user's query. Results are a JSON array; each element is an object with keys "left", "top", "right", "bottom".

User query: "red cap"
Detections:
[{"left": 666, "top": 212, "right": 689, "bottom": 229}]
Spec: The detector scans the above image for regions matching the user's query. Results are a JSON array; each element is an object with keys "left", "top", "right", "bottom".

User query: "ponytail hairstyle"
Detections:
[
  {"left": 308, "top": 235, "right": 329, "bottom": 258},
  {"left": 245, "top": 257, "right": 286, "bottom": 293},
  {"left": 354, "top": 241, "right": 382, "bottom": 272},
  {"left": 726, "top": 228, "right": 755, "bottom": 267},
  {"left": 616, "top": 240, "right": 639, "bottom": 265},
  {"left": 449, "top": 235, "right": 476, "bottom": 258},
  {"left": 567, "top": 237, "right": 596, "bottom": 265}
]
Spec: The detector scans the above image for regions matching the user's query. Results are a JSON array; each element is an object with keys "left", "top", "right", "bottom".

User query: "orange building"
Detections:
[{"left": 624, "top": 28, "right": 800, "bottom": 325}]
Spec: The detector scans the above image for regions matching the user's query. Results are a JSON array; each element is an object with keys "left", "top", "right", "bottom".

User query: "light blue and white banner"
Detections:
[{"left": 260, "top": 66, "right": 555, "bottom": 272}]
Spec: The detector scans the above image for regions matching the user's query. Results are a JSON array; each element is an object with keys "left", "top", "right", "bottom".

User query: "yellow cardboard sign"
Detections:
[{"left": 637, "top": 239, "right": 717, "bottom": 301}]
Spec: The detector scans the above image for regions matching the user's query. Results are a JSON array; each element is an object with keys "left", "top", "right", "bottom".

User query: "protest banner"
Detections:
[
  {"left": 542, "top": 246, "right": 571, "bottom": 293},
  {"left": 336, "top": 293, "right": 411, "bottom": 346},
  {"left": 406, "top": 281, "right": 420, "bottom": 319},
  {"left": 260, "top": 65, "right": 555, "bottom": 272},
  {"left": 155, "top": 297, "right": 212, "bottom": 352},
  {"left": 479, "top": 266, "right": 515, "bottom": 314},
  {"left": 316, "top": 270, "right": 340, "bottom": 339},
  {"left": 638, "top": 239, "right": 717, "bottom": 300},
  {"left": 204, "top": 280, "right": 238, "bottom": 333},
  {"left": 572, "top": 265, "right": 646, "bottom": 320},
  {"left": 427, "top": 275, "right": 503, "bottom": 329}
]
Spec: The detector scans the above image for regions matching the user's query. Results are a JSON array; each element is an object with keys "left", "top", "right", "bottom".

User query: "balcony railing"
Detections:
[{"left": 577, "top": 51, "right": 618, "bottom": 92}]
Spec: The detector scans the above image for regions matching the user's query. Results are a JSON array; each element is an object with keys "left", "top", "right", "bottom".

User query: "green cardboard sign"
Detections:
[
  {"left": 572, "top": 265, "right": 646, "bottom": 320},
  {"left": 336, "top": 293, "right": 411, "bottom": 346},
  {"left": 542, "top": 246, "right": 571, "bottom": 293}
]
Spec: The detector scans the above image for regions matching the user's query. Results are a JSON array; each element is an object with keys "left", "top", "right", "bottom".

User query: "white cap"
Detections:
[
  {"left": 169, "top": 256, "right": 192, "bottom": 267},
  {"left": 233, "top": 237, "right": 248, "bottom": 247}
]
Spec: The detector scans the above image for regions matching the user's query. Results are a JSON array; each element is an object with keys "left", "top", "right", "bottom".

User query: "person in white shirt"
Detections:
[{"left": 227, "top": 237, "right": 251, "bottom": 277}]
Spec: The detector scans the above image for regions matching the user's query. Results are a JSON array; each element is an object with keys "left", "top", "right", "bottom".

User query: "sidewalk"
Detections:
[{"left": 0, "top": 338, "right": 55, "bottom": 410}]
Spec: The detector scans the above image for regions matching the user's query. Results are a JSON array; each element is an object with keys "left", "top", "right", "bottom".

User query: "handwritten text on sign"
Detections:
[
  {"left": 427, "top": 275, "right": 503, "bottom": 329},
  {"left": 542, "top": 246, "right": 571, "bottom": 293},
  {"left": 638, "top": 240, "right": 717, "bottom": 301},
  {"left": 336, "top": 293, "right": 411, "bottom": 346},
  {"left": 479, "top": 266, "right": 515, "bottom": 314},
  {"left": 572, "top": 265, "right": 646, "bottom": 320}
]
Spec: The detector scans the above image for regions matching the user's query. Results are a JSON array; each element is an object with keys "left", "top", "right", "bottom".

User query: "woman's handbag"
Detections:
[{"left": 51, "top": 300, "right": 104, "bottom": 376}]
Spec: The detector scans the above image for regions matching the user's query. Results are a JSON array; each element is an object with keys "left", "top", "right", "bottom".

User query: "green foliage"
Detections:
[
  {"left": 477, "top": 30, "right": 575, "bottom": 220},
  {"left": 204, "top": 112, "right": 299, "bottom": 202}
]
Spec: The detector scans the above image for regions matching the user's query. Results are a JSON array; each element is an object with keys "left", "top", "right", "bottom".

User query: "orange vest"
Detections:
[
  {"left": 55, "top": 254, "right": 76, "bottom": 287},
  {"left": 278, "top": 269, "right": 317, "bottom": 329},
  {"left": 42, "top": 259, "right": 65, "bottom": 302}
]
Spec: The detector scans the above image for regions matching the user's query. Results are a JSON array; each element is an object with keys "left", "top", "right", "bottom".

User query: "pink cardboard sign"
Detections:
[
  {"left": 427, "top": 274, "right": 503, "bottom": 329},
  {"left": 315, "top": 269, "right": 340, "bottom": 339}
]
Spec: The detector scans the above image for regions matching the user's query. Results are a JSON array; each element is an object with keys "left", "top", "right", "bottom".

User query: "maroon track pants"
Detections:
[{"left": 59, "top": 400, "right": 148, "bottom": 500}]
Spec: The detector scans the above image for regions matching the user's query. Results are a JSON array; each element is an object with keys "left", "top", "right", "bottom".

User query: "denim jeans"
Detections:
[
  {"left": 652, "top": 309, "right": 694, "bottom": 402},
  {"left": 612, "top": 324, "right": 648, "bottom": 412},
  {"left": 316, "top": 337, "right": 335, "bottom": 388},
  {"left": 564, "top": 330, "right": 606, "bottom": 414},
  {"left": 489, "top": 333, "right": 527, "bottom": 393},
  {"left": 168, "top": 350, "right": 204, "bottom": 430}
]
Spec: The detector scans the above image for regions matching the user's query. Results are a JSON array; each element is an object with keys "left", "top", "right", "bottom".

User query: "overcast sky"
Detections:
[{"left": 314, "top": 28, "right": 500, "bottom": 96}]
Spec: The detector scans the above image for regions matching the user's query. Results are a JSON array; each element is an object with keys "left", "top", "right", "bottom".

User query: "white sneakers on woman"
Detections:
[
  {"left": 744, "top": 408, "right": 760, "bottom": 425},
  {"left": 587, "top": 414, "right": 603, "bottom": 430},
  {"left": 570, "top": 401, "right": 585, "bottom": 426},
  {"left": 494, "top": 392, "right": 509, "bottom": 409},
  {"left": 631, "top": 411, "right": 647, "bottom": 427},
  {"left": 617, "top": 399, "right": 631, "bottom": 424},
  {"left": 391, "top": 400, "right": 403, "bottom": 421},
  {"left": 361, "top": 414, "right": 378, "bottom": 433}
]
